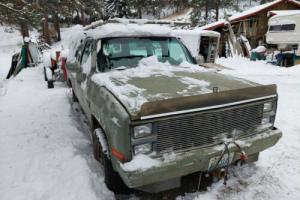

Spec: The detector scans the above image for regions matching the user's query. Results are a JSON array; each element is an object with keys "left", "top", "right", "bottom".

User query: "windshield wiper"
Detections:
[
  {"left": 110, "top": 55, "right": 145, "bottom": 60},
  {"left": 112, "top": 66, "right": 127, "bottom": 71}
]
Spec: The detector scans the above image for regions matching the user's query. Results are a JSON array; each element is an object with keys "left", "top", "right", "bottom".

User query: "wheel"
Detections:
[
  {"left": 92, "top": 129, "right": 104, "bottom": 164},
  {"left": 72, "top": 88, "right": 78, "bottom": 102},
  {"left": 104, "top": 154, "right": 130, "bottom": 194},
  {"left": 43, "top": 67, "right": 48, "bottom": 81},
  {"left": 47, "top": 80, "right": 54, "bottom": 89},
  {"left": 92, "top": 128, "right": 130, "bottom": 194}
]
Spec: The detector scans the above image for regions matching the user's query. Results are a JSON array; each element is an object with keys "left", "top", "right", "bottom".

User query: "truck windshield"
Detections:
[{"left": 97, "top": 37, "right": 195, "bottom": 72}]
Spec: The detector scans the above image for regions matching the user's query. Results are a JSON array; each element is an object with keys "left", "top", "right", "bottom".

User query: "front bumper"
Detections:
[{"left": 116, "top": 127, "right": 282, "bottom": 188}]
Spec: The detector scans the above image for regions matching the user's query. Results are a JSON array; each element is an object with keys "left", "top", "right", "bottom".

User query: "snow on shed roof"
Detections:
[
  {"left": 85, "top": 23, "right": 172, "bottom": 39},
  {"left": 201, "top": 0, "right": 300, "bottom": 30},
  {"left": 269, "top": 10, "right": 300, "bottom": 16}
]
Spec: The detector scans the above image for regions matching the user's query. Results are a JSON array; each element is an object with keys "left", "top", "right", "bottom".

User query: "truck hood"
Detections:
[{"left": 91, "top": 57, "right": 274, "bottom": 120}]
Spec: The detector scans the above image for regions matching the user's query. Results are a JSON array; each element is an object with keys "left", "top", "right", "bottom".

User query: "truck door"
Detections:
[{"left": 77, "top": 39, "right": 94, "bottom": 115}]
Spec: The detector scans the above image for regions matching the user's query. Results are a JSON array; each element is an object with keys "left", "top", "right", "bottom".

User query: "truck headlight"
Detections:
[
  {"left": 133, "top": 124, "right": 152, "bottom": 138},
  {"left": 263, "top": 102, "right": 273, "bottom": 112},
  {"left": 134, "top": 143, "right": 152, "bottom": 155}
]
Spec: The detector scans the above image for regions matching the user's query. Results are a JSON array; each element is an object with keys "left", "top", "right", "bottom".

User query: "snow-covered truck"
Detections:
[{"left": 65, "top": 21, "right": 282, "bottom": 194}]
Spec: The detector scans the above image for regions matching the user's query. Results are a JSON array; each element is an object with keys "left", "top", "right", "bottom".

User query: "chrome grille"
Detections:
[{"left": 155, "top": 103, "right": 264, "bottom": 153}]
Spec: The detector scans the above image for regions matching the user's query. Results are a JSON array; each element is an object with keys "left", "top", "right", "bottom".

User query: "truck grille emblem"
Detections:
[{"left": 213, "top": 87, "right": 219, "bottom": 93}]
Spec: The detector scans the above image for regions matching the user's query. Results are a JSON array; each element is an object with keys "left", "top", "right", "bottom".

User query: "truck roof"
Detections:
[
  {"left": 84, "top": 23, "right": 172, "bottom": 39},
  {"left": 172, "top": 29, "right": 220, "bottom": 38}
]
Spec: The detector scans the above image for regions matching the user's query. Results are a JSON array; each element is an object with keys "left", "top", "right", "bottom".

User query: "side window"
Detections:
[
  {"left": 75, "top": 40, "right": 84, "bottom": 62},
  {"left": 169, "top": 39, "right": 187, "bottom": 62},
  {"left": 269, "top": 24, "right": 296, "bottom": 32},
  {"left": 81, "top": 40, "right": 93, "bottom": 64},
  {"left": 80, "top": 40, "right": 94, "bottom": 74},
  {"left": 281, "top": 24, "right": 295, "bottom": 31}
]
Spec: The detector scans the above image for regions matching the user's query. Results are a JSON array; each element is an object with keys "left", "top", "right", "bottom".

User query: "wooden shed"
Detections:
[{"left": 201, "top": 0, "right": 300, "bottom": 57}]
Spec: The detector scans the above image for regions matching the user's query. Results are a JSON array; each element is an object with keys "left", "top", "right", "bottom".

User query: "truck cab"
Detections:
[{"left": 66, "top": 19, "right": 282, "bottom": 194}]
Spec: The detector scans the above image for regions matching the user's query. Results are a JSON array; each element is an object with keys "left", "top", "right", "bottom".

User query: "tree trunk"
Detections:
[
  {"left": 137, "top": 7, "right": 142, "bottom": 19},
  {"left": 54, "top": 13, "right": 61, "bottom": 41},
  {"left": 205, "top": 0, "right": 208, "bottom": 20},
  {"left": 43, "top": 13, "right": 51, "bottom": 44},
  {"left": 81, "top": 9, "right": 86, "bottom": 27},
  {"left": 20, "top": 21, "right": 29, "bottom": 39},
  {"left": 215, "top": 0, "right": 220, "bottom": 21}
]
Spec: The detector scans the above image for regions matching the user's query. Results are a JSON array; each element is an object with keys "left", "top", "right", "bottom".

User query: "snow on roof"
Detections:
[
  {"left": 269, "top": 10, "right": 300, "bottom": 17},
  {"left": 201, "top": 0, "right": 300, "bottom": 30},
  {"left": 172, "top": 29, "right": 220, "bottom": 37},
  {"left": 86, "top": 23, "right": 172, "bottom": 39}
]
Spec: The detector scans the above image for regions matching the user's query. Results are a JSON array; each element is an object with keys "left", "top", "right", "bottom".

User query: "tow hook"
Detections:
[
  {"left": 235, "top": 151, "right": 248, "bottom": 166},
  {"left": 213, "top": 168, "right": 227, "bottom": 180}
]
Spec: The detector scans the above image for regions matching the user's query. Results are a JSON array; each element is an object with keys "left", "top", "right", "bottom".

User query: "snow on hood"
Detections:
[{"left": 92, "top": 56, "right": 212, "bottom": 114}]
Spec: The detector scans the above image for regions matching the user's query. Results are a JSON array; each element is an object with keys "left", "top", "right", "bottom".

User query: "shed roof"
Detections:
[{"left": 201, "top": 0, "right": 300, "bottom": 30}]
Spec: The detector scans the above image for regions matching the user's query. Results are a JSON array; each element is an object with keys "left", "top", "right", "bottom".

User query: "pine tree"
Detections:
[{"left": 104, "top": 0, "right": 131, "bottom": 18}]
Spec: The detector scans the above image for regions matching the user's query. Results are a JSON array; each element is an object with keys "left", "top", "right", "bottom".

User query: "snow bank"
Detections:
[
  {"left": 217, "top": 56, "right": 300, "bottom": 77},
  {"left": 252, "top": 46, "right": 267, "bottom": 53}
]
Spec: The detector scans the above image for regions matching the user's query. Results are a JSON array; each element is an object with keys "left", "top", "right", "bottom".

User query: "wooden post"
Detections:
[
  {"left": 20, "top": 21, "right": 29, "bottom": 39},
  {"left": 54, "top": 13, "right": 61, "bottom": 41},
  {"left": 43, "top": 13, "right": 51, "bottom": 44}
]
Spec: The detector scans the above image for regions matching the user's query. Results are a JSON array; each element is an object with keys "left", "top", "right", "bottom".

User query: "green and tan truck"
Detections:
[{"left": 66, "top": 20, "right": 282, "bottom": 194}]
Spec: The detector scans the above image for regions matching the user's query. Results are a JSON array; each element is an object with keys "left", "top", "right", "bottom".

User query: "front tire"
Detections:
[
  {"left": 43, "top": 67, "right": 48, "bottom": 81},
  {"left": 92, "top": 128, "right": 130, "bottom": 194},
  {"left": 47, "top": 80, "right": 54, "bottom": 89},
  {"left": 104, "top": 154, "right": 130, "bottom": 194},
  {"left": 72, "top": 88, "right": 78, "bottom": 102}
]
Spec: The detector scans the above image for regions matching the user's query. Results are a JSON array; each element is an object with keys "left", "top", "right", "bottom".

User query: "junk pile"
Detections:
[
  {"left": 222, "top": 18, "right": 252, "bottom": 58},
  {"left": 6, "top": 37, "right": 43, "bottom": 79},
  {"left": 43, "top": 48, "right": 68, "bottom": 89},
  {"left": 250, "top": 46, "right": 267, "bottom": 61}
]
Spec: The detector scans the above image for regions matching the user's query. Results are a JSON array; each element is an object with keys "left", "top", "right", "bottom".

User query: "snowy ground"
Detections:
[
  {"left": 0, "top": 67, "right": 114, "bottom": 200},
  {"left": 1, "top": 26, "right": 300, "bottom": 200}
]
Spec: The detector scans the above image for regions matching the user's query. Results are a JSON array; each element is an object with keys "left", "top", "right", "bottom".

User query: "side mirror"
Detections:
[
  {"left": 96, "top": 40, "right": 101, "bottom": 53},
  {"left": 195, "top": 55, "right": 204, "bottom": 65}
]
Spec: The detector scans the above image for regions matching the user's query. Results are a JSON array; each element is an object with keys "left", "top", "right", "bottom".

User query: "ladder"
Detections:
[{"left": 207, "top": 40, "right": 217, "bottom": 63}]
